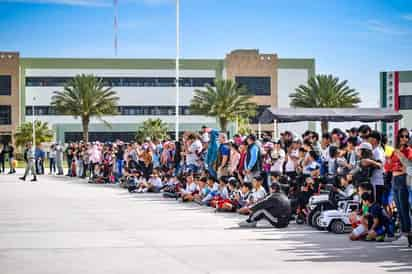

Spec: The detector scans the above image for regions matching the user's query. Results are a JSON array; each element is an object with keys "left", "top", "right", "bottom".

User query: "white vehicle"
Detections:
[
  {"left": 308, "top": 194, "right": 329, "bottom": 209},
  {"left": 318, "top": 200, "right": 359, "bottom": 234}
]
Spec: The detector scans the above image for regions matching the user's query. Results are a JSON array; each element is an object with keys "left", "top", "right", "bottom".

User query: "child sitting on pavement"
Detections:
[
  {"left": 238, "top": 176, "right": 267, "bottom": 215},
  {"left": 350, "top": 192, "right": 388, "bottom": 241},
  {"left": 181, "top": 174, "right": 198, "bottom": 202}
]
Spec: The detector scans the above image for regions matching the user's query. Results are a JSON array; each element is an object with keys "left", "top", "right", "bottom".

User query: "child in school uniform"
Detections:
[
  {"left": 218, "top": 177, "right": 241, "bottom": 212},
  {"left": 201, "top": 176, "right": 219, "bottom": 205},
  {"left": 181, "top": 174, "right": 198, "bottom": 202},
  {"left": 210, "top": 177, "right": 230, "bottom": 208},
  {"left": 238, "top": 176, "right": 267, "bottom": 215}
]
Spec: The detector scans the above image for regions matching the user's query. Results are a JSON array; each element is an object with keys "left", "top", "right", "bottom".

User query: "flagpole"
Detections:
[{"left": 175, "top": 0, "right": 180, "bottom": 141}]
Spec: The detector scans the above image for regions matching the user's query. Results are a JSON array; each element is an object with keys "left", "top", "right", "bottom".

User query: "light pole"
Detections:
[
  {"left": 32, "top": 96, "right": 36, "bottom": 157},
  {"left": 175, "top": 0, "right": 180, "bottom": 141}
]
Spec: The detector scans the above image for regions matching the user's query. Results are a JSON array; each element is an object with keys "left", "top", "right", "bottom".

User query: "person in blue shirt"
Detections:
[
  {"left": 244, "top": 134, "right": 261, "bottom": 183},
  {"left": 35, "top": 145, "right": 45, "bottom": 175},
  {"left": 217, "top": 133, "right": 230, "bottom": 179},
  {"left": 205, "top": 129, "right": 219, "bottom": 179}
]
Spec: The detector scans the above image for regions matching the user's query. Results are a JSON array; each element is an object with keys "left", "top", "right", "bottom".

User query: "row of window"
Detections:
[
  {"left": 235, "top": 76, "right": 271, "bottom": 96},
  {"left": 0, "top": 75, "right": 11, "bottom": 96},
  {"left": 0, "top": 105, "right": 11, "bottom": 125},
  {"left": 25, "top": 77, "right": 215, "bottom": 87},
  {"left": 25, "top": 76, "right": 273, "bottom": 96},
  {"left": 399, "top": 95, "right": 412, "bottom": 110},
  {"left": 25, "top": 106, "right": 193, "bottom": 116},
  {"left": 65, "top": 132, "right": 137, "bottom": 143}
]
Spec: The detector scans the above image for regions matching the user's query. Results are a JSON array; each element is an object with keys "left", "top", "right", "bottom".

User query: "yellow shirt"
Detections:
[{"left": 384, "top": 145, "right": 394, "bottom": 158}]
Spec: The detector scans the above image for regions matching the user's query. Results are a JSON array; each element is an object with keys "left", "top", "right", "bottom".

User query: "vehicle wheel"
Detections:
[
  {"left": 296, "top": 216, "right": 305, "bottom": 225},
  {"left": 330, "top": 220, "right": 345, "bottom": 234},
  {"left": 311, "top": 211, "right": 322, "bottom": 229},
  {"left": 308, "top": 208, "right": 319, "bottom": 227}
]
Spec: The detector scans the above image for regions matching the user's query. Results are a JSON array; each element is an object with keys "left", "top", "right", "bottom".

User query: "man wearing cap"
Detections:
[{"left": 244, "top": 134, "right": 261, "bottom": 183}]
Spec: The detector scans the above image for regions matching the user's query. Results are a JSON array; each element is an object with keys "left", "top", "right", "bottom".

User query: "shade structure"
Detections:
[{"left": 259, "top": 108, "right": 403, "bottom": 123}]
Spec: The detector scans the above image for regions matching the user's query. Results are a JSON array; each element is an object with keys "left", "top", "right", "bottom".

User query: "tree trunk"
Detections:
[
  {"left": 219, "top": 117, "right": 228, "bottom": 133},
  {"left": 82, "top": 117, "right": 89, "bottom": 143},
  {"left": 321, "top": 120, "right": 329, "bottom": 134}
]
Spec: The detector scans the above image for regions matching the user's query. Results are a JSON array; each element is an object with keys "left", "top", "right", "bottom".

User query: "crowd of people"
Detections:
[{"left": 15, "top": 124, "right": 412, "bottom": 245}]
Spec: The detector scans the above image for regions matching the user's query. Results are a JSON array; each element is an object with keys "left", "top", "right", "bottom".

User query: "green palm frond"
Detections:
[
  {"left": 136, "top": 119, "right": 169, "bottom": 143},
  {"left": 190, "top": 79, "right": 257, "bottom": 131},
  {"left": 289, "top": 74, "right": 361, "bottom": 108},
  {"left": 14, "top": 121, "right": 53, "bottom": 148},
  {"left": 50, "top": 74, "right": 119, "bottom": 142}
]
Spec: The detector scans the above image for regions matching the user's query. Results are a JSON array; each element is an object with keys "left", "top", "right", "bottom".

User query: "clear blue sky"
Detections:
[{"left": 1, "top": 0, "right": 412, "bottom": 106}]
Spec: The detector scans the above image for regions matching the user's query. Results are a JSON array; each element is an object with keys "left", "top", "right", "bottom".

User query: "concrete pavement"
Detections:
[{"left": 0, "top": 171, "right": 411, "bottom": 274}]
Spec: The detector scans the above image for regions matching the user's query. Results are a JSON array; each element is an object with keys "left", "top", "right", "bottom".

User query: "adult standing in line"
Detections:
[
  {"left": 48, "top": 144, "right": 57, "bottom": 175},
  {"left": 65, "top": 143, "right": 74, "bottom": 176},
  {"left": 244, "top": 134, "right": 261, "bottom": 183},
  {"left": 0, "top": 143, "right": 5, "bottom": 173},
  {"left": 6, "top": 141, "right": 16, "bottom": 174},
  {"left": 205, "top": 129, "right": 219, "bottom": 179},
  {"left": 55, "top": 143, "right": 64, "bottom": 175},
  {"left": 389, "top": 128, "right": 412, "bottom": 242},
  {"left": 363, "top": 131, "right": 385, "bottom": 204},
  {"left": 19, "top": 142, "right": 37, "bottom": 182},
  {"left": 115, "top": 141, "right": 125, "bottom": 178},
  {"left": 217, "top": 133, "right": 230, "bottom": 179}
]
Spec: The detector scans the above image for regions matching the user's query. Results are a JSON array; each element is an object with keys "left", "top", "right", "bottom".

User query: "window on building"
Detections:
[
  {"left": 399, "top": 95, "right": 412, "bottom": 110},
  {"left": 0, "top": 75, "right": 11, "bottom": 95},
  {"left": 26, "top": 105, "right": 194, "bottom": 116},
  {"left": 0, "top": 105, "right": 11, "bottom": 124},
  {"left": 26, "top": 77, "right": 216, "bottom": 87},
  {"left": 389, "top": 81, "right": 393, "bottom": 86},
  {"left": 389, "top": 88, "right": 393, "bottom": 94},
  {"left": 235, "top": 76, "right": 271, "bottom": 96}
]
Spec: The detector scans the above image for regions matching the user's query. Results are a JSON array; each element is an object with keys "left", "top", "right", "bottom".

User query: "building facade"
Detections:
[
  {"left": 380, "top": 70, "right": 412, "bottom": 145},
  {"left": 0, "top": 52, "right": 20, "bottom": 145},
  {"left": 0, "top": 49, "right": 315, "bottom": 144}
]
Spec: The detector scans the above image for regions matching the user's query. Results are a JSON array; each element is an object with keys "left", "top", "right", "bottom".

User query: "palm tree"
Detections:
[
  {"left": 51, "top": 74, "right": 119, "bottom": 143},
  {"left": 289, "top": 74, "right": 361, "bottom": 133},
  {"left": 14, "top": 120, "right": 53, "bottom": 148},
  {"left": 136, "top": 118, "right": 169, "bottom": 143},
  {"left": 190, "top": 79, "right": 257, "bottom": 132}
]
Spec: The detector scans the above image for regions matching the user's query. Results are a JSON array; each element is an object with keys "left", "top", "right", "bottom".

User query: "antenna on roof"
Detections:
[{"left": 113, "top": 0, "right": 118, "bottom": 56}]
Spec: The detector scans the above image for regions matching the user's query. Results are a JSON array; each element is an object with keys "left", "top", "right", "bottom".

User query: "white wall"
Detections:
[
  {"left": 277, "top": 68, "right": 310, "bottom": 135},
  {"left": 26, "top": 115, "right": 216, "bottom": 126},
  {"left": 400, "top": 82, "right": 412, "bottom": 95},
  {"left": 26, "top": 86, "right": 200, "bottom": 106}
]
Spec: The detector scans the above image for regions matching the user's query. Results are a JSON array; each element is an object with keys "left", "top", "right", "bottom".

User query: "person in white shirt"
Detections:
[
  {"left": 251, "top": 176, "right": 267, "bottom": 203},
  {"left": 362, "top": 131, "right": 385, "bottom": 204},
  {"left": 270, "top": 140, "right": 286, "bottom": 173},
  {"left": 186, "top": 134, "right": 203, "bottom": 173},
  {"left": 181, "top": 175, "right": 198, "bottom": 201},
  {"left": 48, "top": 144, "right": 57, "bottom": 175},
  {"left": 285, "top": 140, "right": 300, "bottom": 178},
  {"left": 146, "top": 171, "right": 163, "bottom": 193}
]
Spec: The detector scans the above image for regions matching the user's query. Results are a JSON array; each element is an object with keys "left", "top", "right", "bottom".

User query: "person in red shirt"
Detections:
[{"left": 389, "top": 128, "right": 412, "bottom": 238}]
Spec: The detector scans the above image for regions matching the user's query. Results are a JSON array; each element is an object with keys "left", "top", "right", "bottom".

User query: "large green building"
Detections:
[{"left": 0, "top": 49, "right": 315, "bottom": 143}]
